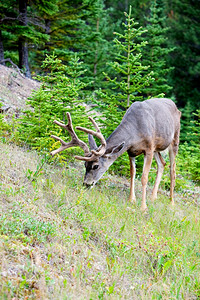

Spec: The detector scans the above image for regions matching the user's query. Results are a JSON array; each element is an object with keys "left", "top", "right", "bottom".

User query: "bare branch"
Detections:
[{"left": 0, "top": 58, "right": 25, "bottom": 78}]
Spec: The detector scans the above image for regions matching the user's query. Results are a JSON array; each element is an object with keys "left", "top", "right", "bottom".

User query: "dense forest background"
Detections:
[{"left": 0, "top": 0, "right": 199, "bottom": 181}]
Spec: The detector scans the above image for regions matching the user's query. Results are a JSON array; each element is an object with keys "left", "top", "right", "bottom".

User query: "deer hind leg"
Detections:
[
  {"left": 141, "top": 151, "right": 153, "bottom": 211},
  {"left": 169, "top": 128, "right": 180, "bottom": 205},
  {"left": 168, "top": 144, "right": 177, "bottom": 205},
  {"left": 128, "top": 156, "right": 136, "bottom": 203},
  {"left": 151, "top": 152, "right": 166, "bottom": 201}
]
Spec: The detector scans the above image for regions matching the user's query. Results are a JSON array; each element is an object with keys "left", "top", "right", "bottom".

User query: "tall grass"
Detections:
[{"left": 0, "top": 141, "right": 199, "bottom": 299}]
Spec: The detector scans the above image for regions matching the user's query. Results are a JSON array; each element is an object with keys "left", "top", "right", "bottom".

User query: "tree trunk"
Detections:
[
  {"left": 0, "top": 30, "right": 5, "bottom": 65},
  {"left": 45, "top": 19, "right": 51, "bottom": 51},
  {"left": 18, "top": 0, "right": 31, "bottom": 78}
]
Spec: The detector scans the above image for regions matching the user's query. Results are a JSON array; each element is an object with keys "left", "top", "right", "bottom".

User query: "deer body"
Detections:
[
  {"left": 51, "top": 98, "right": 181, "bottom": 211},
  {"left": 107, "top": 99, "right": 179, "bottom": 153}
]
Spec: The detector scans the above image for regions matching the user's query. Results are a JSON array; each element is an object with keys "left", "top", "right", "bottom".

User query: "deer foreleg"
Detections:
[
  {"left": 141, "top": 152, "right": 153, "bottom": 211},
  {"left": 128, "top": 156, "right": 136, "bottom": 203},
  {"left": 151, "top": 152, "right": 166, "bottom": 201}
]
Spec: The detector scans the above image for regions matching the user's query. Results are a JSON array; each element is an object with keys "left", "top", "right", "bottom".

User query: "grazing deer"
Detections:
[{"left": 51, "top": 98, "right": 181, "bottom": 211}]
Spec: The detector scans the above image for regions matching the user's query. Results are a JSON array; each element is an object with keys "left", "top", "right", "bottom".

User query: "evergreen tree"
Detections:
[
  {"left": 29, "top": 0, "right": 102, "bottom": 73},
  {"left": 0, "top": 0, "right": 49, "bottom": 76},
  {"left": 29, "top": 0, "right": 59, "bottom": 68},
  {"left": 141, "top": 0, "right": 174, "bottom": 97},
  {"left": 77, "top": 0, "right": 114, "bottom": 91},
  {"left": 178, "top": 109, "right": 200, "bottom": 182},
  {"left": 17, "top": 53, "right": 91, "bottom": 153},
  {"left": 104, "top": 0, "right": 149, "bottom": 30},
  {"left": 0, "top": 0, "right": 19, "bottom": 64},
  {"left": 94, "top": 6, "right": 154, "bottom": 176},
  {"left": 180, "top": 101, "right": 194, "bottom": 143},
  {"left": 104, "top": 5, "right": 153, "bottom": 109}
]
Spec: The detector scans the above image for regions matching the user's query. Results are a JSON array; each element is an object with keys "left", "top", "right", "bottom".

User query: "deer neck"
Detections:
[{"left": 105, "top": 122, "right": 138, "bottom": 162}]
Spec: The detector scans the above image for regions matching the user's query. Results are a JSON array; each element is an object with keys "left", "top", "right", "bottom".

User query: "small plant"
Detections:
[
  {"left": 0, "top": 102, "right": 12, "bottom": 141},
  {"left": 0, "top": 210, "right": 56, "bottom": 244},
  {"left": 25, "top": 154, "right": 50, "bottom": 182},
  {"left": 132, "top": 227, "right": 170, "bottom": 277}
]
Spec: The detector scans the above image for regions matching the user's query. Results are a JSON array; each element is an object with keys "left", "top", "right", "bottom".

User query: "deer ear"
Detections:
[
  {"left": 105, "top": 142, "right": 125, "bottom": 157},
  {"left": 88, "top": 134, "right": 98, "bottom": 150}
]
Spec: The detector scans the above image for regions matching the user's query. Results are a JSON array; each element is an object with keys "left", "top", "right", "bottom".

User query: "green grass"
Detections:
[{"left": 0, "top": 141, "right": 199, "bottom": 299}]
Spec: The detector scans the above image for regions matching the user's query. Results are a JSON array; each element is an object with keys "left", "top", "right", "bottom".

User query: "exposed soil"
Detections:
[{"left": 0, "top": 64, "right": 40, "bottom": 118}]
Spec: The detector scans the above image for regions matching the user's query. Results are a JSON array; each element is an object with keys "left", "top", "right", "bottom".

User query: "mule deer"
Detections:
[{"left": 51, "top": 98, "right": 181, "bottom": 211}]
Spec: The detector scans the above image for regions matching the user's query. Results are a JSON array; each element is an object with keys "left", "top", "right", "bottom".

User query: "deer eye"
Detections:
[{"left": 93, "top": 164, "right": 99, "bottom": 170}]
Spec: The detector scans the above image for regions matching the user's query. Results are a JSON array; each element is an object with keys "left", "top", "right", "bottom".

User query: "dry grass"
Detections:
[{"left": 0, "top": 141, "right": 200, "bottom": 299}]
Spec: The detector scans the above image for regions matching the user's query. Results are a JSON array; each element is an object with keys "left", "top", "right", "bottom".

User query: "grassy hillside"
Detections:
[{"left": 0, "top": 141, "right": 199, "bottom": 299}]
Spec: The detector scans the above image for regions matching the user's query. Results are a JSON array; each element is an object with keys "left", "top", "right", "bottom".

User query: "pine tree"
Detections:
[
  {"left": 0, "top": 0, "right": 19, "bottom": 65},
  {"left": 17, "top": 53, "right": 91, "bottom": 153},
  {"left": 178, "top": 109, "right": 200, "bottom": 182},
  {"left": 77, "top": 0, "right": 114, "bottom": 91},
  {"left": 141, "top": 0, "right": 174, "bottom": 97},
  {"left": 93, "top": 6, "right": 154, "bottom": 176},
  {"left": 180, "top": 101, "right": 194, "bottom": 143},
  {"left": 29, "top": 0, "right": 59, "bottom": 68},
  {"left": 0, "top": 0, "right": 49, "bottom": 76},
  {"left": 104, "top": 5, "right": 153, "bottom": 109}
]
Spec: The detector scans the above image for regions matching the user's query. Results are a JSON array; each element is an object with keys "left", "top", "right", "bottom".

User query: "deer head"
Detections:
[
  {"left": 50, "top": 112, "right": 125, "bottom": 187},
  {"left": 83, "top": 135, "right": 125, "bottom": 187}
]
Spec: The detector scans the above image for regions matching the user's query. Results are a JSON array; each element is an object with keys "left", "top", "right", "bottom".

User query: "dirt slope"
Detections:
[{"left": 0, "top": 64, "right": 40, "bottom": 117}]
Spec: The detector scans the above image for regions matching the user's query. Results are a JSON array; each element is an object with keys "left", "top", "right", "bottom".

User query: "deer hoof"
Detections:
[
  {"left": 151, "top": 195, "right": 157, "bottom": 202},
  {"left": 128, "top": 197, "right": 136, "bottom": 204},
  {"left": 141, "top": 205, "right": 148, "bottom": 212}
]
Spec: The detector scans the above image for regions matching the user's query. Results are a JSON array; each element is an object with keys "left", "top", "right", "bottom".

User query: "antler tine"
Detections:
[
  {"left": 76, "top": 116, "right": 106, "bottom": 157},
  {"left": 50, "top": 135, "right": 70, "bottom": 157},
  {"left": 74, "top": 153, "right": 99, "bottom": 162},
  {"left": 88, "top": 116, "right": 99, "bottom": 132},
  {"left": 50, "top": 112, "right": 90, "bottom": 157}
]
